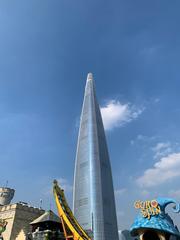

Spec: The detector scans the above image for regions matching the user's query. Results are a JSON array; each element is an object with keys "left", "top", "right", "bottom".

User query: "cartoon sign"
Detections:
[
  {"left": 134, "top": 199, "right": 161, "bottom": 219},
  {"left": 131, "top": 198, "right": 180, "bottom": 238}
]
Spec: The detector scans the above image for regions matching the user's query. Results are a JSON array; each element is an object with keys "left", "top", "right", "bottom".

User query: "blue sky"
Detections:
[{"left": 0, "top": 0, "right": 180, "bottom": 231}]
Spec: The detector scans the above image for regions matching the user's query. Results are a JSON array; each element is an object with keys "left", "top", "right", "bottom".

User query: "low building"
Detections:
[
  {"left": 28, "top": 210, "right": 64, "bottom": 240},
  {"left": 0, "top": 202, "right": 44, "bottom": 240}
]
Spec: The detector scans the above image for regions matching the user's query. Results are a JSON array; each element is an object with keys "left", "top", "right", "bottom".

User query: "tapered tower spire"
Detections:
[
  {"left": 87, "top": 72, "right": 93, "bottom": 81},
  {"left": 73, "top": 73, "right": 118, "bottom": 240}
]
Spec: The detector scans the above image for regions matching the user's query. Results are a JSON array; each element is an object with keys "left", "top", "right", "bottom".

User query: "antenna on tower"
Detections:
[
  {"left": 5, "top": 180, "right": 8, "bottom": 188},
  {"left": 39, "top": 199, "right": 43, "bottom": 209}
]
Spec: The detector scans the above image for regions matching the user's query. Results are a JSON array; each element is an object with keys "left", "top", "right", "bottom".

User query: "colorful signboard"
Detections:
[{"left": 134, "top": 199, "right": 161, "bottom": 219}]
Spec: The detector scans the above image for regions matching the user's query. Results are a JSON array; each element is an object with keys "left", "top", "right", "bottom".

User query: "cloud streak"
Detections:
[
  {"left": 100, "top": 100, "right": 144, "bottom": 131},
  {"left": 152, "top": 142, "right": 172, "bottom": 159},
  {"left": 137, "top": 153, "right": 180, "bottom": 188}
]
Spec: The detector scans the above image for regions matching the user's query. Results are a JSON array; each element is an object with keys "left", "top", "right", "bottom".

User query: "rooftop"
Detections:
[{"left": 30, "top": 210, "right": 60, "bottom": 225}]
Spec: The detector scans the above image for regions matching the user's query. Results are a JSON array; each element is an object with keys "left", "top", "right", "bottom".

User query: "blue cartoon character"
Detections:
[{"left": 130, "top": 198, "right": 180, "bottom": 240}]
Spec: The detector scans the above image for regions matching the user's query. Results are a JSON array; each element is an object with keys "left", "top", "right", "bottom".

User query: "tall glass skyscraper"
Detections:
[{"left": 73, "top": 73, "right": 119, "bottom": 240}]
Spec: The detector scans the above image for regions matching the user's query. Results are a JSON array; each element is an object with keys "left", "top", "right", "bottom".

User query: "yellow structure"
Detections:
[
  {"left": 0, "top": 203, "right": 44, "bottom": 240},
  {"left": 53, "top": 180, "right": 91, "bottom": 240}
]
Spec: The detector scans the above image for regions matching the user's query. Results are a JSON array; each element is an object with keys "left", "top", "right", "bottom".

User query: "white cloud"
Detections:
[
  {"left": 152, "top": 142, "right": 172, "bottom": 159},
  {"left": 136, "top": 153, "right": 180, "bottom": 188},
  {"left": 130, "top": 134, "right": 158, "bottom": 146},
  {"left": 154, "top": 98, "right": 160, "bottom": 103},
  {"left": 100, "top": 100, "right": 144, "bottom": 130},
  {"left": 152, "top": 142, "right": 170, "bottom": 152},
  {"left": 137, "top": 134, "right": 146, "bottom": 141}
]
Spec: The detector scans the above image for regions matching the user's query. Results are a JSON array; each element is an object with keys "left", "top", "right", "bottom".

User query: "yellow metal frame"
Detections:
[{"left": 53, "top": 180, "right": 92, "bottom": 240}]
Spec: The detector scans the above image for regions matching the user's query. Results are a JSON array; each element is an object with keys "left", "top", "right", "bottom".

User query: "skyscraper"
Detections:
[{"left": 73, "top": 73, "right": 119, "bottom": 240}]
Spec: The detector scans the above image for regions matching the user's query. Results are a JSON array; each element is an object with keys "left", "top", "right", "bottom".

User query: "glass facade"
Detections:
[{"left": 73, "top": 73, "right": 119, "bottom": 240}]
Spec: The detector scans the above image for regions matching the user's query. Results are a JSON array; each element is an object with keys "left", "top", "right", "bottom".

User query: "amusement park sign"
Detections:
[{"left": 134, "top": 199, "right": 161, "bottom": 219}]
